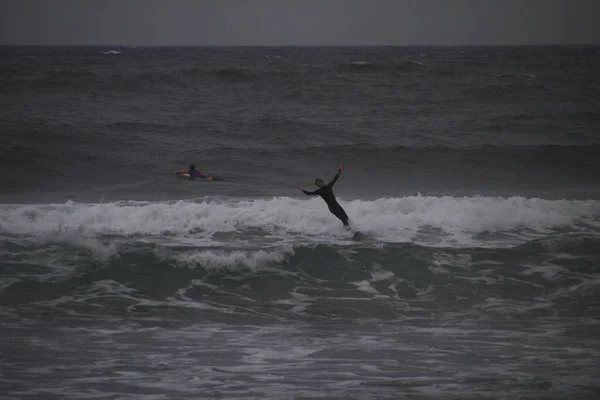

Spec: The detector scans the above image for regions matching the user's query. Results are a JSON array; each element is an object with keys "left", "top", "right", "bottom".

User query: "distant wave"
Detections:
[
  {"left": 1, "top": 69, "right": 97, "bottom": 89},
  {"left": 207, "top": 67, "right": 258, "bottom": 82},
  {"left": 336, "top": 60, "right": 426, "bottom": 73},
  {"left": 109, "top": 67, "right": 303, "bottom": 85},
  {"left": 290, "top": 142, "right": 600, "bottom": 154},
  {"left": 107, "top": 121, "right": 186, "bottom": 130},
  {"left": 177, "top": 67, "right": 259, "bottom": 82},
  {"left": 124, "top": 66, "right": 299, "bottom": 83},
  {"left": 149, "top": 143, "right": 600, "bottom": 159},
  {"left": 0, "top": 59, "right": 550, "bottom": 93},
  {"left": 463, "top": 82, "right": 547, "bottom": 97},
  {"left": 101, "top": 50, "right": 122, "bottom": 55},
  {"left": 407, "top": 60, "right": 425, "bottom": 67},
  {"left": 497, "top": 72, "right": 539, "bottom": 79}
]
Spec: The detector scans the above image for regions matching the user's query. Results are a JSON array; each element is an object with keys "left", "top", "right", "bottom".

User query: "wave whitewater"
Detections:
[{"left": 1, "top": 196, "right": 598, "bottom": 248}]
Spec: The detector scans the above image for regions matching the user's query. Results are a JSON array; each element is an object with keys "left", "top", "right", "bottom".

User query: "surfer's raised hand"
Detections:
[
  {"left": 297, "top": 186, "right": 303, "bottom": 190},
  {"left": 338, "top": 163, "right": 344, "bottom": 173}
]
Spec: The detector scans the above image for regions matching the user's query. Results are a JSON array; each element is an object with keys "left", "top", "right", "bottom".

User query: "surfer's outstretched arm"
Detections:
[
  {"left": 297, "top": 186, "right": 319, "bottom": 195},
  {"left": 327, "top": 164, "right": 343, "bottom": 188}
]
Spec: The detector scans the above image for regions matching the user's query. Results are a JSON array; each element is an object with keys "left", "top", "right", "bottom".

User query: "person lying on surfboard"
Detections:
[
  {"left": 176, "top": 164, "right": 213, "bottom": 180},
  {"left": 297, "top": 163, "right": 350, "bottom": 227}
]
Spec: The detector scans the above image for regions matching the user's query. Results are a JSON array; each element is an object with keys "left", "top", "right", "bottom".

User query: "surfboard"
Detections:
[
  {"left": 176, "top": 172, "right": 214, "bottom": 181},
  {"left": 343, "top": 224, "right": 364, "bottom": 241},
  {"left": 352, "top": 231, "right": 365, "bottom": 241}
]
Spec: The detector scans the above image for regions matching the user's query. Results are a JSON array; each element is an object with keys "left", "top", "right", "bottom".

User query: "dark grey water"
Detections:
[{"left": 1, "top": 46, "right": 599, "bottom": 399}]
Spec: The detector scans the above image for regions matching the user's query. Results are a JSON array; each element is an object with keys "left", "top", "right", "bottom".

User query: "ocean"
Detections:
[{"left": 1, "top": 45, "right": 599, "bottom": 399}]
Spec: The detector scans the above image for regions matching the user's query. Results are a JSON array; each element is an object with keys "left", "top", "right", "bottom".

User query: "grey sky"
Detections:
[{"left": 1, "top": 0, "right": 599, "bottom": 46}]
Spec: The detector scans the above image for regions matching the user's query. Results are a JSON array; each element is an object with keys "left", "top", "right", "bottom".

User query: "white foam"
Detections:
[
  {"left": 166, "top": 248, "right": 293, "bottom": 271},
  {"left": 371, "top": 269, "right": 394, "bottom": 281},
  {"left": 83, "top": 279, "right": 138, "bottom": 295},
  {"left": 355, "top": 280, "right": 379, "bottom": 294},
  {"left": 428, "top": 265, "right": 450, "bottom": 275},
  {"left": 361, "top": 364, "right": 381, "bottom": 372},
  {"left": 273, "top": 289, "right": 313, "bottom": 313},
  {"left": 101, "top": 50, "right": 121, "bottom": 55},
  {"left": 521, "top": 263, "right": 567, "bottom": 280},
  {"left": 0, "top": 195, "right": 598, "bottom": 248},
  {"left": 343, "top": 195, "right": 600, "bottom": 245},
  {"left": 241, "top": 345, "right": 318, "bottom": 364}
]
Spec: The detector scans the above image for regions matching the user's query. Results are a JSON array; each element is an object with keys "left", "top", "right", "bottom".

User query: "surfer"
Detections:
[
  {"left": 176, "top": 164, "right": 206, "bottom": 179},
  {"left": 297, "top": 163, "right": 350, "bottom": 227}
]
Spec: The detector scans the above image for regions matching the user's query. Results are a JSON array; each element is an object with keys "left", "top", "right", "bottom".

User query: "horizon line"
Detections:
[{"left": 1, "top": 43, "right": 598, "bottom": 47}]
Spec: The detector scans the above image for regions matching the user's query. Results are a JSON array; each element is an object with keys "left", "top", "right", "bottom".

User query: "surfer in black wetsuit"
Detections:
[
  {"left": 186, "top": 164, "right": 204, "bottom": 178},
  {"left": 297, "top": 163, "right": 350, "bottom": 227},
  {"left": 176, "top": 164, "right": 209, "bottom": 179}
]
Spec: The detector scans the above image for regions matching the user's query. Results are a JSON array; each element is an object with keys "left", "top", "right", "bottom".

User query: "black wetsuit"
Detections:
[
  {"left": 189, "top": 169, "right": 203, "bottom": 178},
  {"left": 302, "top": 173, "right": 349, "bottom": 226}
]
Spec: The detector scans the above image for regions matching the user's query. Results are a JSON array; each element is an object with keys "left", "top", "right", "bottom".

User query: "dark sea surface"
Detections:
[{"left": 1, "top": 46, "right": 599, "bottom": 399}]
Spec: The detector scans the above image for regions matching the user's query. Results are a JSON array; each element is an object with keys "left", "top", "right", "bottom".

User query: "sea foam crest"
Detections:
[
  {"left": 0, "top": 196, "right": 598, "bottom": 246},
  {"left": 162, "top": 248, "right": 293, "bottom": 271}
]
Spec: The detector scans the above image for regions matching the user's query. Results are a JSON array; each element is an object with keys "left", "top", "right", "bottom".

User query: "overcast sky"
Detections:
[{"left": 1, "top": 0, "right": 599, "bottom": 46}]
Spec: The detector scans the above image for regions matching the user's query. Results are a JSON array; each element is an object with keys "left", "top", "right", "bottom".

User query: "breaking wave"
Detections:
[{"left": 1, "top": 196, "right": 598, "bottom": 248}]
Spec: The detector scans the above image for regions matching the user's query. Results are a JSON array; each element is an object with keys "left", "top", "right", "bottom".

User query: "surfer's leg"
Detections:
[{"left": 330, "top": 205, "right": 350, "bottom": 226}]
